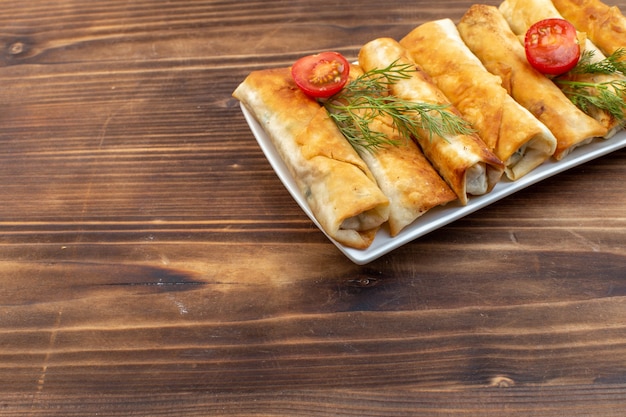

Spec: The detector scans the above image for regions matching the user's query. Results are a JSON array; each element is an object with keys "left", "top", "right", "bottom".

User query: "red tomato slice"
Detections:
[
  {"left": 291, "top": 52, "right": 350, "bottom": 98},
  {"left": 524, "top": 18, "right": 581, "bottom": 76}
]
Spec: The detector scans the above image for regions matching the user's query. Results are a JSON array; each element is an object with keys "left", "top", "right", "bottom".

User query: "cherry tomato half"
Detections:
[
  {"left": 291, "top": 52, "right": 350, "bottom": 98},
  {"left": 524, "top": 18, "right": 581, "bottom": 76}
]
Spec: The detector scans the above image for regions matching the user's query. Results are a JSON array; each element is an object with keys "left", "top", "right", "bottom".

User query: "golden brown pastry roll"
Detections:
[
  {"left": 358, "top": 37, "right": 504, "bottom": 205},
  {"left": 401, "top": 18, "right": 557, "bottom": 180},
  {"left": 233, "top": 67, "right": 390, "bottom": 249},
  {"left": 551, "top": 0, "right": 626, "bottom": 58},
  {"left": 346, "top": 65, "right": 457, "bottom": 236},
  {"left": 457, "top": 4, "right": 608, "bottom": 160},
  {"left": 499, "top": 0, "right": 624, "bottom": 138}
]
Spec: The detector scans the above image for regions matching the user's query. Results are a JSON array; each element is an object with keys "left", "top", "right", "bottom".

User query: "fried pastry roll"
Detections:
[
  {"left": 401, "top": 18, "right": 557, "bottom": 180},
  {"left": 499, "top": 0, "right": 625, "bottom": 138},
  {"left": 457, "top": 4, "right": 608, "bottom": 160},
  {"left": 551, "top": 0, "right": 626, "bottom": 58},
  {"left": 358, "top": 38, "right": 504, "bottom": 205},
  {"left": 233, "top": 68, "right": 390, "bottom": 249},
  {"left": 345, "top": 66, "right": 457, "bottom": 236}
]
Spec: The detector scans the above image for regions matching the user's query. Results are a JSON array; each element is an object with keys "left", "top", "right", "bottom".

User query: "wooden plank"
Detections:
[{"left": 0, "top": 0, "right": 625, "bottom": 415}]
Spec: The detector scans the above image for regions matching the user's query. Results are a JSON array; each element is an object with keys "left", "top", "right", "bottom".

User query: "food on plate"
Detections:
[
  {"left": 499, "top": 0, "right": 626, "bottom": 138},
  {"left": 552, "top": 0, "right": 626, "bottom": 58},
  {"left": 523, "top": 18, "right": 581, "bottom": 75},
  {"left": 233, "top": 67, "right": 390, "bottom": 249},
  {"left": 290, "top": 51, "right": 350, "bottom": 98},
  {"left": 340, "top": 65, "right": 458, "bottom": 236},
  {"left": 233, "top": 1, "right": 626, "bottom": 253},
  {"left": 457, "top": 4, "right": 608, "bottom": 160},
  {"left": 358, "top": 37, "right": 505, "bottom": 205},
  {"left": 400, "top": 18, "right": 557, "bottom": 180}
]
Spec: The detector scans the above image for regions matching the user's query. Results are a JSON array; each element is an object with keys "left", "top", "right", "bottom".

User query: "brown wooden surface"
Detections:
[{"left": 1, "top": 0, "right": 625, "bottom": 415}]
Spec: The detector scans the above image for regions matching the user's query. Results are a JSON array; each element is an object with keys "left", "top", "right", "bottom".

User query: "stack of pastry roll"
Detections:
[
  {"left": 552, "top": 0, "right": 626, "bottom": 59},
  {"left": 457, "top": 4, "right": 608, "bottom": 160},
  {"left": 234, "top": 0, "right": 626, "bottom": 249},
  {"left": 358, "top": 38, "right": 505, "bottom": 205},
  {"left": 400, "top": 18, "right": 557, "bottom": 180},
  {"left": 499, "top": 0, "right": 625, "bottom": 138},
  {"left": 233, "top": 68, "right": 390, "bottom": 249}
]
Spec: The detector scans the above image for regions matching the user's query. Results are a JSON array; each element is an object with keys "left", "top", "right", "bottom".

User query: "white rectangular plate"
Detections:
[{"left": 241, "top": 102, "right": 626, "bottom": 264}]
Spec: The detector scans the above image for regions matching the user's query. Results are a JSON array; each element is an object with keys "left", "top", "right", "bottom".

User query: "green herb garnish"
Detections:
[
  {"left": 556, "top": 79, "right": 626, "bottom": 121},
  {"left": 571, "top": 48, "right": 626, "bottom": 75},
  {"left": 323, "top": 60, "right": 475, "bottom": 152},
  {"left": 556, "top": 48, "right": 626, "bottom": 122}
]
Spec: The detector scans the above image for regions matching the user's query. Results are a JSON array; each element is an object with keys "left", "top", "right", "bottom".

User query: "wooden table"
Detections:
[{"left": 1, "top": 0, "right": 625, "bottom": 415}]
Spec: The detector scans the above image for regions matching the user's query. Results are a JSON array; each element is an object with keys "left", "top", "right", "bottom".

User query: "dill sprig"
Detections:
[
  {"left": 322, "top": 60, "right": 475, "bottom": 152},
  {"left": 556, "top": 78, "right": 626, "bottom": 121},
  {"left": 571, "top": 48, "right": 626, "bottom": 75},
  {"left": 556, "top": 48, "right": 626, "bottom": 122}
]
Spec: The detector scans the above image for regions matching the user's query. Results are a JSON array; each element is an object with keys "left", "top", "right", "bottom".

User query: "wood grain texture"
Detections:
[{"left": 0, "top": 0, "right": 625, "bottom": 415}]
